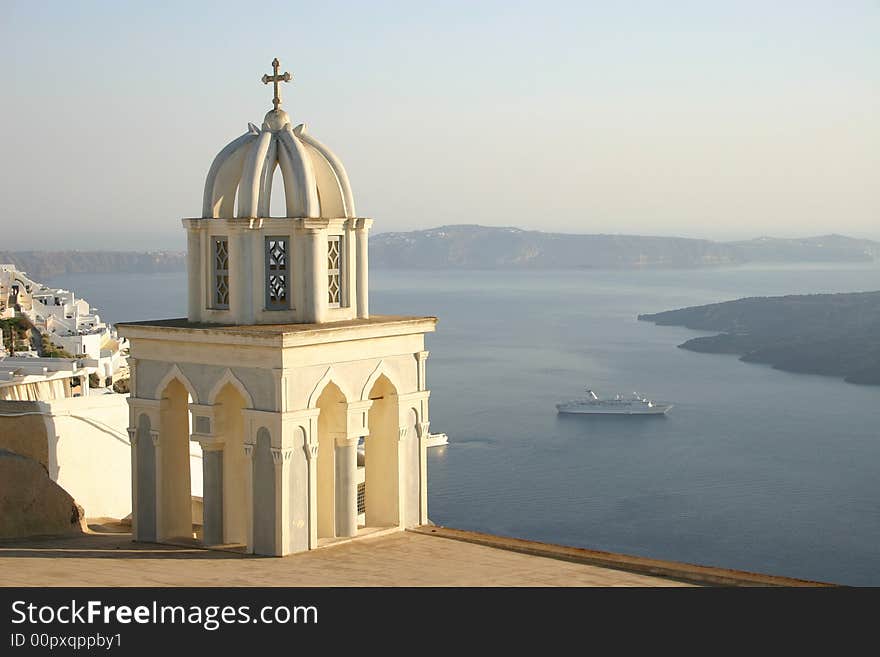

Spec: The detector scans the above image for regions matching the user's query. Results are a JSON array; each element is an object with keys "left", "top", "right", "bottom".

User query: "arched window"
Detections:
[
  {"left": 211, "top": 236, "right": 229, "bottom": 309},
  {"left": 265, "top": 236, "right": 289, "bottom": 310},
  {"left": 328, "top": 235, "right": 342, "bottom": 307}
]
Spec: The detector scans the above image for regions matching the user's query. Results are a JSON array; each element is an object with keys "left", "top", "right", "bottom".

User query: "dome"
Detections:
[{"left": 201, "top": 110, "right": 356, "bottom": 219}]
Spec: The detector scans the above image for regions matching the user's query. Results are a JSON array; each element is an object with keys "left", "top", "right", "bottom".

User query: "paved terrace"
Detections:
[{"left": 0, "top": 526, "right": 830, "bottom": 587}]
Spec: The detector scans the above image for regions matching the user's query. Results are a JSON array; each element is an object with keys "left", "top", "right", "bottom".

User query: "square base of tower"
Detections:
[{"left": 118, "top": 315, "right": 435, "bottom": 556}]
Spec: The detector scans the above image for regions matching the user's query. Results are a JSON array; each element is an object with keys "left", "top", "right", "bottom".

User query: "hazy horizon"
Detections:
[
  {"left": 3, "top": 222, "right": 880, "bottom": 255},
  {"left": 2, "top": 1, "right": 877, "bottom": 250}
]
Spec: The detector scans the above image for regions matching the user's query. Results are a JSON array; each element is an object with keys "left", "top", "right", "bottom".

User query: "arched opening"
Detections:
[
  {"left": 214, "top": 383, "right": 249, "bottom": 546},
  {"left": 269, "top": 164, "right": 287, "bottom": 218},
  {"left": 365, "top": 374, "right": 400, "bottom": 528},
  {"left": 315, "top": 381, "right": 346, "bottom": 540},
  {"left": 158, "top": 379, "right": 194, "bottom": 543}
]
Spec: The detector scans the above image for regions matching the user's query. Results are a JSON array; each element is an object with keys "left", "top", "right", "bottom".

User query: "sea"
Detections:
[{"left": 49, "top": 263, "right": 880, "bottom": 585}]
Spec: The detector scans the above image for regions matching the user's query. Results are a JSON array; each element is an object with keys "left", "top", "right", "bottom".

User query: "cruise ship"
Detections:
[
  {"left": 556, "top": 389, "right": 672, "bottom": 415},
  {"left": 425, "top": 432, "right": 449, "bottom": 447}
]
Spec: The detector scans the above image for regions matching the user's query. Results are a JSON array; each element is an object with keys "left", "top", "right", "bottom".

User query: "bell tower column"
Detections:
[
  {"left": 356, "top": 218, "right": 372, "bottom": 319},
  {"left": 303, "top": 220, "right": 329, "bottom": 324},
  {"left": 333, "top": 434, "right": 358, "bottom": 537},
  {"left": 228, "top": 225, "right": 255, "bottom": 325},
  {"left": 186, "top": 225, "right": 203, "bottom": 323}
]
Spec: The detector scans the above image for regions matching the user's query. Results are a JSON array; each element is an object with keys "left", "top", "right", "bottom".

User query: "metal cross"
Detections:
[{"left": 262, "top": 58, "right": 292, "bottom": 111}]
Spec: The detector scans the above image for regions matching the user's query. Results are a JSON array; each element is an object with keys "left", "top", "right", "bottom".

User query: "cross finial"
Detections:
[{"left": 261, "top": 57, "right": 292, "bottom": 111}]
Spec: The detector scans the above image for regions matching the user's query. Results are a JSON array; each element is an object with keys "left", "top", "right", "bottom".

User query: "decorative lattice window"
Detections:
[
  {"left": 265, "top": 237, "right": 289, "bottom": 310},
  {"left": 357, "top": 482, "right": 366, "bottom": 515},
  {"left": 212, "top": 237, "right": 229, "bottom": 309},
  {"left": 327, "top": 235, "right": 341, "bottom": 308}
]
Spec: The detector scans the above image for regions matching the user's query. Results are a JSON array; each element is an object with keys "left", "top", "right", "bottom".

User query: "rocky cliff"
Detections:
[
  {"left": 639, "top": 291, "right": 880, "bottom": 385},
  {"left": 0, "top": 251, "right": 186, "bottom": 280}
]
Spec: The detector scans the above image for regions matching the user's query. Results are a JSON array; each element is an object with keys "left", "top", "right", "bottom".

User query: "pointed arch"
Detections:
[
  {"left": 256, "top": 137, "right": 278, "bottom": 217},
  {"left": 208, "top": 368, "right": 254, "bottom": 408},
  {"left": 154, "top": 364, "right": 199, "bottom": 403},
  {"left": 308, "top": 366, "right": 352, "bottom": 408},
  {"left": 360, "top": 360, "right": 399, "bottom": 401}
]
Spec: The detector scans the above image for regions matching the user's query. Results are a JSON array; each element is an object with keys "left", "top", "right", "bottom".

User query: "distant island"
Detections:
[
  {"left": 370, "top": 225, "right": 880, "bottom": 269},
  {"left": 3, "top": 227, "right": 879, "bottom": 277},
  {"left": 0, "top": 251, "right": 185, "bottom": 280},
  {"left": 638, "top": 291, "right": 880, "bottom": 385}
]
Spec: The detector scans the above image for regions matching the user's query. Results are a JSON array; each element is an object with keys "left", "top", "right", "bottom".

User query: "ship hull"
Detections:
[
  {"left": 556, "top": 404, "right": 672, "bottom": 415},
  {"left": 425, "top": 432, "right": 449, "bottom": 447}
]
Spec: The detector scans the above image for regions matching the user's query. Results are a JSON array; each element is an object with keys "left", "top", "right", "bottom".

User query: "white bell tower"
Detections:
[
  {"left": 120, "top": 59, "right": 435, "bottom": 556},
  {"left": 185, "top": 58, "right": 371, "bottom": 326}
]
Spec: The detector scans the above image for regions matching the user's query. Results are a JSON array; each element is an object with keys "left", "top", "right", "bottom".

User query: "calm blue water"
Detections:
[{"left": 50, "top": 264, "right": 880, "bottom": 585}]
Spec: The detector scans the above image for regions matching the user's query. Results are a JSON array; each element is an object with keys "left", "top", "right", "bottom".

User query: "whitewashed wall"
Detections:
[{"left": 46, "top": 393, "right": 202, "bottom": 519}]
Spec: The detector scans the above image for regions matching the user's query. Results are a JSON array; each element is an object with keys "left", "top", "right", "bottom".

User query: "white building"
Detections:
[
  {"left": 0, "top": 357, "right": 137, "bottom": 521},
  {"left": 0, "top": 264, "right": 127, "bottom": 382},
  {"left": 0, "top": 356, "right": 91, "bottom": 401},
  {"left": 0, "top": 355, "right": 201, "bottom": 523},
  {"left": 119, "top": 59, "right": 436, "bottom": 556}
]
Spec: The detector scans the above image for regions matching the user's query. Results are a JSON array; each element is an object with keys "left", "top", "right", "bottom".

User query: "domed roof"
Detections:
[{"left": 201, "top": 108, "right": 356, "bottom": 219}]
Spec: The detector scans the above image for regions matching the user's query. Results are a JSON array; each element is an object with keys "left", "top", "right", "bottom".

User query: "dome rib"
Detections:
[
  {"left": 277, "top": 127, "right": 319, "bottom": 218},
  {"left": 256, "top": 136, "right": 278, "bottom": 218},
  {"left": 301, "top": 141, "right": 345, "bottom": 218},
  {"left": 296, "top": 127, "right": 356, "bottom": 217},
  {"left": 202, "top": 132, "right": 259, "bottom": 218},
  {"left": 237, "top": 130, "right": 273, "bottom": 219}
]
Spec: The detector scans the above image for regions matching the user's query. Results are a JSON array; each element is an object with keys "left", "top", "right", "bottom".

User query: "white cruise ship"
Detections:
[{"left": 556, "top": 389, "right": 672, "bottom": 415}]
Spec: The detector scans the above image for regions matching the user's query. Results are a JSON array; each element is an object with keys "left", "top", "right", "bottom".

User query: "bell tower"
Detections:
[
  {"left": 186, "top": 58, "right": 370, "bottom": 326},
  {"left": 120, "top": 60, "right": 435, "bottom": 556}
]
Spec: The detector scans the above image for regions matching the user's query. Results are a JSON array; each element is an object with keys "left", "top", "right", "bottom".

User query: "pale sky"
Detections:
[{"left": 1, "top": 1, "right": 877, "bottom": 250}]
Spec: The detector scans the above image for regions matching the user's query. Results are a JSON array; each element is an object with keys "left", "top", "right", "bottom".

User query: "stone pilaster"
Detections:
[
  {"left": 397, "top": 425, "right": 409, "bottom": 526},
  {"left": 242, "top": 442, "right": 254, "bottom": 553},
  {"left": 272, "top": 368, "right": 294, "bottom": 413},
  {"left": 127, "top": 357, "right": 138, "bottom": 398},
  {"left": 271, "top": 447, "right": 293, "bottom": 556},
  {"left": 186, "top": 226, "right": 203, "bottom": 322},
  {"left": 355, "top": 218, "right": 373, "bottom": 319},
  {"left": 242, "top": 408, "right": 290, "bottom": 556},
  {"left": 302, "top": 219, "right": 330, "bottom": 323},
  {"left": 126, "top": 426, "right": 139, "bottom": 538},
  {"left": 199, "top": 443, "right": 224, "bottom": 545},
  {"left": 150, "top": 428, "right": 163, "bottom": 541},
  {"left": 304, "top": 437, "right": 319, "bottom": 549},
  {"left": 417, "top": 420, "right": 430, "bottom": 525},
  {"left": 415, "top": 351, "right": 429, "bottom": 392},
  {"left": 227, "top": 225, "right": 254, "bottom": 324},
  {"left": 126, "top": 397, "right": 164, "bottom": 543}
]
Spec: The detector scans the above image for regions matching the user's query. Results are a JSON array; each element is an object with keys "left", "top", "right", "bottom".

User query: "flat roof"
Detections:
[
  {"left": 117, "top": 315, "right": 437, "bottom": 347},
  {"left": 118, "top": 315, "right": 434, "bottom": 335},
  {"left": 0, "top": 525, "right": 833, "bottom": 587},
  {"left": 0, "top": 529, "right": 686, "bottom": 587}
]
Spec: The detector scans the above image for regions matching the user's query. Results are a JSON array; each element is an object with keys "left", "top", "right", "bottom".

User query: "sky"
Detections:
[{"left": 0, "top": 1, "right": 877, "bottom": 250}]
